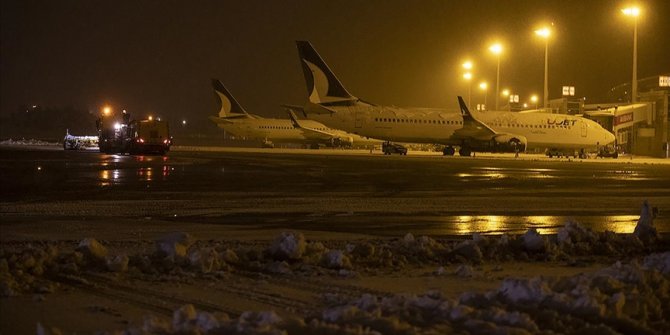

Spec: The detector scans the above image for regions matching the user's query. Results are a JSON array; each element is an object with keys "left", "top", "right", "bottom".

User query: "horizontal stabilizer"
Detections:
[{"left": 280, "top": 104, "right": 308, "bottom": 118}]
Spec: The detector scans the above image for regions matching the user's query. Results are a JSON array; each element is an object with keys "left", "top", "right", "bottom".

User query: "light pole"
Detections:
[
  {"left": 479, "top": 82, "right": 488, "bottom": 109},
  {"left": 463, "top": 72, "right": 473, "bottom": 106},
  {"left": 535, "top": 27, "right": 551, "bottom": 109},
  {"left": 622, "top": 6, "right": 640, "bottom": 103},
  {"left": 489, "top": 43, "right": 503, "bottom": 110},
  {"left": 462, "top": 61, "right": 473, "bottom": 106},
  {"left": 501, "top": 89, "right": 510, "bottom": 111}
]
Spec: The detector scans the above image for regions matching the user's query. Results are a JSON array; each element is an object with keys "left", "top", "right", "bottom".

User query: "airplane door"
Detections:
[
  {"left": 580, "top": 121, "right": 587, "bottom": 137},
  {"left": 353, "top": 108, "right": 363, "bottom": 128}
]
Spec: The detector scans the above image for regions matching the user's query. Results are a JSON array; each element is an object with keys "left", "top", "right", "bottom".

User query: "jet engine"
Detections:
[
  {"left": 492, "top": 134, "right": 527, "bottom": 153},
  {"left": 332, "top": 136, "right": 354, "bottom": 147}
]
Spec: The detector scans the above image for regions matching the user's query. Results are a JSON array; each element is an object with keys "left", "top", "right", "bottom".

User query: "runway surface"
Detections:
[{"left": 1, "top": 145, "right": 669, "bottom": 237}]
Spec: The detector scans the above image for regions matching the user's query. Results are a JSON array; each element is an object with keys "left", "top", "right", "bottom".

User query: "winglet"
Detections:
[{"left": 211, "top": 79, "right": 248, "bottom": 117}]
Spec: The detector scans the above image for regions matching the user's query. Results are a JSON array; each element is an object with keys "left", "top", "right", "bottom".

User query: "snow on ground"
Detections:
[
  {"left": 0, "top": 139, "right": 59, "bottom": 146},
  {"left": 2, "top": 216, "right": 669, "bottom": 334}
]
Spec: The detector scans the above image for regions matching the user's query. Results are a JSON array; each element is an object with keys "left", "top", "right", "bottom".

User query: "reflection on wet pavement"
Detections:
[
  {"left": 96, "top": 154, "right": 176, "bottom": 185},
  {"left": 451, "top": 215, "right": 640, "bottom": 235},
  {"left": 2, "top": 148, "right": 668, "bottom": 237}
]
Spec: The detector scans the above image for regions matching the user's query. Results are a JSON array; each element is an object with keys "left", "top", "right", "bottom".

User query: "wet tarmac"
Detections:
[{"left": 1, "top": 146, "right": 669, "bottom": 236}]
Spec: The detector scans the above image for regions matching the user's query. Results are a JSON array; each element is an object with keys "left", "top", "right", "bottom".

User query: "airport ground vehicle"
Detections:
[
  {"left": 596, "top": 147, "right": 619, "bottom": 158},
  {"left": 63, "top": 129, "right": 98, "bottom": 150},
  {"left": 382, "top": 142, "right": 408, "bottom": 155},
  {"left": 96, "top": 111, "right": 171, "bottom": 155}
]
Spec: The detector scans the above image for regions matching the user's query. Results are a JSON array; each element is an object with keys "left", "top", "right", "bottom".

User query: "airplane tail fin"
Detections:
[
  {"left": 458, "top": 96, "right": 498, "bottom": 135},
  {"left": 296, "top": 41, "right": 357, "bottom": 104},
  {"left": 286, "top": 110, "right": 303, "bottom": 129},
  {"left": 281, "top": 104, "right": 308, "bottom": 118},
  {"left": 212, "top": 79, "right": 249, "bottom": 118},
  {"left": 458, "top": 96, "right": 474, "bottom": 122}
]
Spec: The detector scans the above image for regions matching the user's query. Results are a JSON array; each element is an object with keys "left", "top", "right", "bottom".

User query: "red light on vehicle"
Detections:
[{"left": 138, "top": 138, "right": 144, "bottom": 143}]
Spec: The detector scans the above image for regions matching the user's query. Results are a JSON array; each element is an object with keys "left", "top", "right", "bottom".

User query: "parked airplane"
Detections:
[
  {"left": 208, "top": 79, "right": 380, "bottom": 148},
  {"left": 292, "top": 41, "right": 616, "bottom": 156}
]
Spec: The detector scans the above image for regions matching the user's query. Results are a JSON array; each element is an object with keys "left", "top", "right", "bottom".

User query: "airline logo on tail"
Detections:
[
  {"left": 296, "top": 41, "right": 356, "bottom": 105},
  {"left": 211, "top": 79, "right": 249, "bottom": 118},
  {"left": 303, "top": 60, "right": 334, "bottom": 104}
]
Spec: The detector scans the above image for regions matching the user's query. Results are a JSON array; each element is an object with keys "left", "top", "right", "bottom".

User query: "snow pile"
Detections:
[
  {"left": 3, "top": 221, "right": 667, "bottom": 334},
  {"left": 349, "top": 241, "right": 376, "bottom": 259},
  {"left": 320, "top": 250, "right": 352, "bottom": 270},
  {"left": 106, "top": 254, "right": 129, "bottom": 273},
  {"left": 188, "top": 247, "right": 225, "bottom": 274},
  {"left": 314, "top": 254, "right": 670, "bottom": 334},
  {"left": 138, "top": 305, "right": 296, "bottom": 335},
  {"left": 498, "top": 277, "right": 552, "bottom": 304},
  {"left": 76, "top": 238, "right": 108, "bottom": 262},
  {"left": 557, "top": 220, "right": 598, "bottom": 245},
  {"left": 400, "top": 233, "right": 449, "bottom": 262},
  {"left": 0, "top": 138, "right": 59, "bottom": 146},
  {"left": 94, "top": 254, "right": 668, "bottom": 334},
  {"left": 452, "top": 240, "right": 483, "bottom": 263},
  {"left": 0, "top": 244, "right": 60, "bottom": 297},
  {"left": 140, "top": 304, "right": 228, "bottom": 334},
  {"left": 1, "top": 209, "right": 667, "bottom": 302},
  {"left": 643, "top": 252, "right": 670, "bottom": 275},
  {"left": 521, "top": 228, "right": 547, "bottom": 253},
  {"left": 155, "top": 232, "right": 195, "bottom": 259},
  {"left": 267, "top": 232, "right": 306, "bottom": 261},
  {"left": 634, "top": 200, "right": 658, "bottom": 244}
]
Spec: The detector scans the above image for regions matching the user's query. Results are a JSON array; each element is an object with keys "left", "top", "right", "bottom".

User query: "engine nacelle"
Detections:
[
  {"left": 492, "top": 134, "right": 527, "bottom": 153},
  {"left": 332, "top": 136, "right": 354, "bottom": 147}
]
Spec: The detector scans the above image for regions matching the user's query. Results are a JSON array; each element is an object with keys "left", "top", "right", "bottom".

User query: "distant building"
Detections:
[
  {"left": 549, "top": 97, "right": 584, "bottom": 115},
  {"left": 583, "top": 75, "right": 669, "bottom": 158}
]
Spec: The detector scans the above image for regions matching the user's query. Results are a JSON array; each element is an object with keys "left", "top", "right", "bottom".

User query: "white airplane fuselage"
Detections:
[
  {"left": 211, "top": 116, "right": 379, "bottom": 146},
  {"left": 307, "top": 103, "right": 615, "bottom": 151}
]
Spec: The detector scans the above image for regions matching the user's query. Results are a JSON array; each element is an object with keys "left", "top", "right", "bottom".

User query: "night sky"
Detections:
[{"left": 2, "top": 0, "right": 669, "bottom": 133}]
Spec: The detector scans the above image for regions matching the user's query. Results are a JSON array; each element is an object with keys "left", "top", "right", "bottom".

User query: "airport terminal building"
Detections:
[{"left": 553, "top": 75, "right": 669, "bottom": 158}]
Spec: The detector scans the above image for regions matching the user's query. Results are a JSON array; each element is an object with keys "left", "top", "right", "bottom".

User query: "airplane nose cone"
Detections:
[{"left": 604, "top": 131, "right": 616, "bottom": 145}]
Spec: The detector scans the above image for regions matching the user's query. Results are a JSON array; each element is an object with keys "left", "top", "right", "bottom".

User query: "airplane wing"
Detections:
[
  {"left": 451, "top": 96, "right": 500, "bottom": 141},
  {"left": 208, "top": 115, "right": 246, "bottom": 124},
  {"left": 286, "top": 110, "right": 340, "bottom": 141}
]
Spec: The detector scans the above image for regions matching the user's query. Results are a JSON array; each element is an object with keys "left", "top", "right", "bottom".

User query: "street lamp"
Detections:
[
  {"left": 479, "top": 82, "right": 488, "bottom": 109},
  {"left": 489, "top": 43, "right": 503, "bottom": 110},
  {"left": 462, "top": 61, "right": 473, "bottom": 70},
  {"left": 535, "top": 26, "right": 551, "bottom": 109},
  {"left": 530, "top": 95, "right": 538, "bottom": 109},
  {"left": 622, "top": 6, "right": 640, "bottom": 103},
  {"left": 463, "top": 72, "right": 473, "bottom": 106}
]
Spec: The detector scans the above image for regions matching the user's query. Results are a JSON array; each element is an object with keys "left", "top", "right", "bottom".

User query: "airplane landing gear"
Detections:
[
  {"left": 459, "top": 147, "right": 472, "bottom": 156},
  {"left": 442, "top": 146, "right": 456, "bottom": 156}
]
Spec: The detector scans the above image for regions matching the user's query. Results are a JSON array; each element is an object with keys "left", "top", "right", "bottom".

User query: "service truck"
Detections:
[{"left": 96, "top": 111, "right": 171, "bottom": 155}]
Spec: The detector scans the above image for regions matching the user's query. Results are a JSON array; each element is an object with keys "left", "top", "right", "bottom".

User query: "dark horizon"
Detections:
[{"left": 2, "top": 0, "right": 669, "bottom": 134}]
